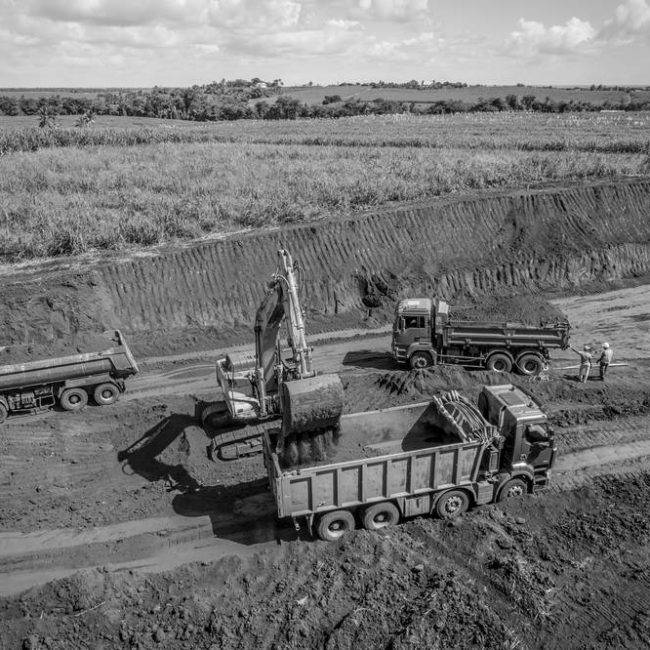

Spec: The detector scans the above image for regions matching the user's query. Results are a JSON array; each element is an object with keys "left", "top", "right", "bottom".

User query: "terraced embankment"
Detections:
[{"left": 1, "top": 178, "right": 649, "bottom": 360}]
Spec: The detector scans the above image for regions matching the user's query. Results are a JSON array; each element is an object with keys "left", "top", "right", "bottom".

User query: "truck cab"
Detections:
[
  {"left": 478, "top": 384, "right": 556, "bottom": 488},
  {"left": 392, "top": 298, "right": 435, "bottom": 367}
]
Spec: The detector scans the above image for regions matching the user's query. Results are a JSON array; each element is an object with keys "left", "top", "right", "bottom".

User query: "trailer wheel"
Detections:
[
  {"left": 409, "top": 352, "right": 433, "bottom": 370},
  {"left": 60, "top": 387, "right": 88, "bottom": 412},
  {"left": 486, "top": 352, "right": 513, "bottom": 373},
  {"left": 93, "top": 383, "right": 120, "bottom": 406},
  {"left": 316, "top": 510, "right": 356, "bottom": 541},
  {"left": 498, "top": 478, "right": 528, "bottom": 501},
  {"left": 516, "top": 353, "right": 544, "bottom": 376},
  {"left": 362, "top": 502, "right": 400, "bottom": 531},
  {"left": 0, "top": 402, "right": 7, "bottom": 423},
  {"left": 435, "top": 490, "right": 470, "bottom": 519}
]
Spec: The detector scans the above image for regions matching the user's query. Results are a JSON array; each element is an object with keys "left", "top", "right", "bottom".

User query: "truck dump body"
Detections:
[
  {"left": 267, "top": 434, "right": 485, "bottom": 519},
  {"left": 440, "top": 320, "right": 569, "bottom": 349},
  {"left": 0, "top": 331, "right": 138, "bottom": 419}
]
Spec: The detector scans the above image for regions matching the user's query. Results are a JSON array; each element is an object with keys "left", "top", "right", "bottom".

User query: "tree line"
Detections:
[{"left": 1, "top": 80, "right": 650, "bottom": 123}]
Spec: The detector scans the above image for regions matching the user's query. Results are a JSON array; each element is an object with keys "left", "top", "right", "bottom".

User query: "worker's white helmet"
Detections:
[
  {"left": 603, "top": 342, "right": 610, "bottom": 349},
  {"left": 583, "top": 344, "right": 591, "bottom": 351}
]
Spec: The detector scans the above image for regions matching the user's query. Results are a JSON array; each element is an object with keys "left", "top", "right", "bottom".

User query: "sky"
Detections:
[{"left": 0, "top": 0, "right": 649, "bottom": 87}]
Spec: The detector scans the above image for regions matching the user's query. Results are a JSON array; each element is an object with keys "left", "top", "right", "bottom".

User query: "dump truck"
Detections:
[
  {"left": 392, "top": 298, "right": 570, "bottom": 375},
  {"left": 203, "top": 249, "right": 343, "bottom": 460},
  {"left": 263, "top": 384, "right": 555, "bottom": 541},
  {"left": 0, "top": 330, "right": 138, "bottom": 422}
]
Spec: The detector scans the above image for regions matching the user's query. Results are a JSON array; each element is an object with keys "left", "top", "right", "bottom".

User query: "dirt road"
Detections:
[{"left": 125, "top": 282, "right": 650, "bottom": 404}]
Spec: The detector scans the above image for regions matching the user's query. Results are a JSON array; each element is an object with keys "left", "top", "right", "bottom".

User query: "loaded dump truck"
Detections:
[
  {"left": 392, "top": 298, "right": 570, "bottom": 375},
  {"left": 0, "top": 330, "right": 138, "bottom": 422},
  {"left": 263, "top": 384, "right": 555, "bottom": 541}
]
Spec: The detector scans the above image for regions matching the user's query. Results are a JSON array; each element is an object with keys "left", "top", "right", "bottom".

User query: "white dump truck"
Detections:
[{"left": 262, "top": 384, "right": 556, "bottom": 541}]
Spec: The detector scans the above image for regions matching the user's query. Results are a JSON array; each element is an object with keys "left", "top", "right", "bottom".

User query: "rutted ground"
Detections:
[
  {"left": 0, "top": 472, "right": 647, "bottom": 649},
  {"left": 1, "top": 181, "right": 650, "bottom": 648}
]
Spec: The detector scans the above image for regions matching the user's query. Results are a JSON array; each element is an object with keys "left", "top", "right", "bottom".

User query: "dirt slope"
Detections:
[{"left": 1, "top": 179, "right": 649, "bottom": 362}]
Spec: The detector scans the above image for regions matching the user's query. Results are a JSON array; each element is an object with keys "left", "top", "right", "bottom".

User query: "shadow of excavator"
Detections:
[{"left": 117, "top": 405, "right": 298, "bottom": 546}]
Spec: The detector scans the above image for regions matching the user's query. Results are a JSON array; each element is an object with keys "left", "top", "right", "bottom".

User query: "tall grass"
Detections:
[
  {"left": 1, "top": 138, "right": 647, "bottom": 262},
  {"left": 1, "top": 112, "right": 649, "bottom": 155}
]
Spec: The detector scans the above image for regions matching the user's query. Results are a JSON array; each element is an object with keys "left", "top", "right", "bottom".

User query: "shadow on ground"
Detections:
[
  {"left": 117, "top": 407, "right": 301, "bottom": 545},
  {"left": 342, "top": 349, "right": 396, "bottom": 371}
]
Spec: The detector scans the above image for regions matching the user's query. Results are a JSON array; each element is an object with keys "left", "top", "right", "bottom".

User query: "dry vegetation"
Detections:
[{"left": 1, "top": 112, "right": 649, "bottom": 262}]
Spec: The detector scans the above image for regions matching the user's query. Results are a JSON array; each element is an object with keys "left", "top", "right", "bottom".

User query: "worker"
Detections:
[
  {"left": 596, "top": 342, "right": 613, "bottom": 381},
  {"left": 570, "top": 344, "right": 592, "bottom": 383}
]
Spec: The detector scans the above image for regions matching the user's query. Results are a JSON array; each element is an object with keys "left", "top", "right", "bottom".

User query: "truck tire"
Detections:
[
  {"left": 362, "top": 502, "right": 400, "bottom": 531},
  {"left": 60, "top": 387, "right": 88, "bottom": 412},
  {"left": 316, "top": 510, "right": 356, "bottom": 541},
  {"left": 498, "top": 478, "right": 528, "bottom": 501},
  {"left": 93, "top": 382, "right": 120, "bottom": 406},
  {"left": 516, "top": 353, "right": 544, "bottom": 376},
  {"left": 486, "top": 352, "right": 513, "bottom": 373},
  {"left": 409, "top": 352, "right": 433, "bottom": 370},
  {"left": 435, "top": 490, "right": 470, "bottom": 519},
  {"left": 0, "top": 401, "right": 7, "bottom": 423}
]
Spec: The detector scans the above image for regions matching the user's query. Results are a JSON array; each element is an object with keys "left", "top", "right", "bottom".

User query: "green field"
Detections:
[{"left": 1, "top": 112, "right": 648, "bottom": 263}]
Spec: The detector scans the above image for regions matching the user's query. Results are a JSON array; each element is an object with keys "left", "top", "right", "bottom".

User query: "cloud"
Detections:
[
  {"left": 599, "top": 0, "right": 650, "bottom": 42},
  {"left": 24, "top": 0, "right": 207, "bottom": 27},
  {"left": 355, "top": 0, "right": 430, "bottom": 22},
  {"left": 506, "top": 17, "right": 596, "bottom": 57},
  {"left": 208, "top": 0, "right": 301, "bottom": 30}
]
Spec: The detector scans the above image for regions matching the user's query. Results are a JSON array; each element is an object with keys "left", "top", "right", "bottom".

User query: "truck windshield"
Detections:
[{"left": 404, "top": 316, "right": 425, "bottom": 329}]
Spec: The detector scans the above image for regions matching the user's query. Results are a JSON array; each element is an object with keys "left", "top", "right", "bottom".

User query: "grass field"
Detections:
[
  {"left": 1, "top": 112, "right": 649, "bottom": 262},
  {"left": 282, "top": 84, "right": 650, "bottom": 105}
]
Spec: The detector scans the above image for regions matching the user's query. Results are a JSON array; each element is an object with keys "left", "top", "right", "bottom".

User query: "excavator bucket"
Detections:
[{"left": 278, "top": 373, "right": 344, "bottom": 467}]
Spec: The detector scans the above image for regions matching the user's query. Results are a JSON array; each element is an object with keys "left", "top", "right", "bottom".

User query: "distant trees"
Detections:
[{"left": 2, "top": 79, "right": 650, "bottom": 122}]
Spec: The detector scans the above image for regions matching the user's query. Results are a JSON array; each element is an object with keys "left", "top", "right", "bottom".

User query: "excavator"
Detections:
[{"left": 202, "top": 249, "right": 343, "bottom": 461}]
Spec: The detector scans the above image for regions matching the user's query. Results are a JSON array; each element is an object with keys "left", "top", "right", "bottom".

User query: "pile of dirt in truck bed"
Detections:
[
  {"left": 1, "top": 472, "right": 647, "bottom": 649},
  {"left": 1, "top": 179, "right": 649, "bottom": 362}
]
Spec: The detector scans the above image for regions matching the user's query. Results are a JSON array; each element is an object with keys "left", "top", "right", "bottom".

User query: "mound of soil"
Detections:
[{"left": 1, "top": 473, "right": 647, "bottom": 649}]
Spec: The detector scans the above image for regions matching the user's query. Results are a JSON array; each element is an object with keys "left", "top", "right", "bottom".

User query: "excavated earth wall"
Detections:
[{"left": 1, "top": 179, "right": 649, "bottom": 358}]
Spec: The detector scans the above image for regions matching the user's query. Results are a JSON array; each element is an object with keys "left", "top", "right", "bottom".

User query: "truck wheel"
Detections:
[
  {"left": 486, "top": 353, "right": 513, "bottom": 373},
  {"left": 93, "top": 383, "right": 120, "bottom": 406},
  {"left": 60, "top": 387, "right": 88, "bottom": 412},
  {"left": 516, "top": 353, "right": 544, "bottom": 376},
  {"left": 316, "top": 510, "right": 356, "bottom": 541},
  {"left": 498, "top": 478, "right": 528, "bottom": 501},
  {"left": 409, "top": 352, "right": 433, "bottom": 370},
  {"left": 202, "top": 401, "right": 231, "bottom": 429},
  {"left": 362, "top": 502, "right": 400, "bottom": 531},
  {"left": 0, "top": 402, "right": 7, "bottom": 423},
  {"left": 435, "top": 490, "right": 470, "bottom": 519}
]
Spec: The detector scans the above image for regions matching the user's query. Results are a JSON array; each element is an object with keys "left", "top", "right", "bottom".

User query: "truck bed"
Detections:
[{"left": 276, "top": 401, "right": 464, "bottom": 470}]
